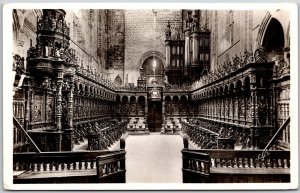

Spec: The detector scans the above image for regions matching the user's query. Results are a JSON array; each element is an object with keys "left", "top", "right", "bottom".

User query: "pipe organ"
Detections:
[{"left": 165, "top": 10, "right": 211, "bottom": 84}]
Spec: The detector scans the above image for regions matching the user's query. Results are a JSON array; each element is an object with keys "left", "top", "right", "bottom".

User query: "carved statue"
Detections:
[
  {"left": 131, "top": 104, "right": 136, "bottom": 113},
  {"left": 258, "top": 99, "right": 268, "bottom": 125},
  {"left": 44, "top": 45, "right": 49, "bottom": 57},
  {"left": 254, "top": 46, "right": 268, "bottom": 63},
  {"left": 44, "top": 15, "right": 49, "bottom": 29},
  {"left": 57, "top": 17, "right": 63, "bottom": 30},
  {"left": 56, "top": 48, "right": 61, "bottom": 57},
  {"left": 50, "top": 15, "right": 57, "bottom": 30},
  {"left": 38, "top": 19, "right": 42, "bottom": 30}
]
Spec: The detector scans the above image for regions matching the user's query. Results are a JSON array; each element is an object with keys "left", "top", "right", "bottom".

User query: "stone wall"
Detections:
[
  {"left": 13, "top": 10, "right": 43, "bottom": 69},
  {"left": 103, "top": 10, "right": 126, "bottom": 85},
  {"left": 124, "top": 9, "right": 182, "bottom": 85},
  {"left": 207, "top": 10, "right": 290, "bottom": 72},
  {"left": 66, "top": 9, "right": 103, "bottom": 73}
]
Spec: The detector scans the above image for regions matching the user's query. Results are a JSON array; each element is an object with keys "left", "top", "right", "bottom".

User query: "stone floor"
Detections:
[{"left": 126, "top": 133, "right": 183, "bottom": 183}]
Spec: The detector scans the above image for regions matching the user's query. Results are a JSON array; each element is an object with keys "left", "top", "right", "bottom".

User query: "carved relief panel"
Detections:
[
  {"left": 46, "top": 95, "right": 55, "bottom": 122},
  {"left": 31, "top": 94, "right": 45, "bottom": 123}
]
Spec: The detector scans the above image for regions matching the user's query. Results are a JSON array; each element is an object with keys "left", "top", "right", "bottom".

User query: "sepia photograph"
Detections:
[{"left": 2, "top": 2, "right": 298, "bottom": 190}]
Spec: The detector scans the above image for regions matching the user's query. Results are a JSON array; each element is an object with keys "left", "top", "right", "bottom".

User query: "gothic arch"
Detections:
[
  {"left": 262, "top": 18, "right": 284, "bottom": 52},
  {"left": 19, "top": 9, "right": 42, "bottom": 31},
  {"left": 257, "top": 12, "right": 272, "bottom": 47},
  {"left": 139, "top": 51, "right": 165, "bottom": 70},
  {"left": 258, "top": 17, "right": 285, "bottom": 63},
  {"left": 257, "top": 13, "right": 285, "bottom": 51}
]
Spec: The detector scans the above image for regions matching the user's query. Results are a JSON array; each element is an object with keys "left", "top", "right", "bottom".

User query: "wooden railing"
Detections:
[
  {"left": 202, "top": 149, "right": 289, "bottom": 169},
  {"left": 97, "top": 139, "right": 126, "bottom": 183},
  {"left": 182, "top": 149, "right": 290, "bottom": 183},
  {"left": 13, "top": 151, "right": 106, "bottom": 172},
  {"left": 182, "top": 149, "right": 210, "bottom": 183},
  {"left": 182, "top": 138, "right": 290, "bottom": 183},
  {"left": 14, "top": 139, "right": 126, "bottom": 183}
]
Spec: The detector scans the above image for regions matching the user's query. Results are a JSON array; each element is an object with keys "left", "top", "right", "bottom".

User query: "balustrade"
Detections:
[
  {"left": 13, "top": 100, "right": 27, "bottom": 150},
  {"left": 182, "top": 149, "right": 210, "bottom": 183},
  {"left": 205, "top": 149, "right": 290, "bottom": 170},
  {"left": 13, "top": 151, "right": 105, "bottom": 172},
  {"left": 182, "top": 144, "right": 290, "bottom": 183},
  {"left": 13, "top": 100, "right": 25, "bottom": 125},
  {"left": 14, "top": 139, "right": 126, "bottom": 183},
  {"left": 97, "top": 145, "right": 126, "bottom": 183}
]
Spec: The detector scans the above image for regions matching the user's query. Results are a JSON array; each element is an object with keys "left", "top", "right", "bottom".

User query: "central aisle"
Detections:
[{"left": 126, "top": 133, "right": 183, "bottom": 183}]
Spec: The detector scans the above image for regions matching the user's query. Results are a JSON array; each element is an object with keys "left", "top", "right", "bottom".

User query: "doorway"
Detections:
[{"left": 148, "top": 101, "right": 162, "bottom": 132}]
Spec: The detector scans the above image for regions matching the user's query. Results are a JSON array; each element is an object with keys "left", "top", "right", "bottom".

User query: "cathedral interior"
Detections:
[{"left": 11, "top": 8, "right": 291, "bottom": 184}]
